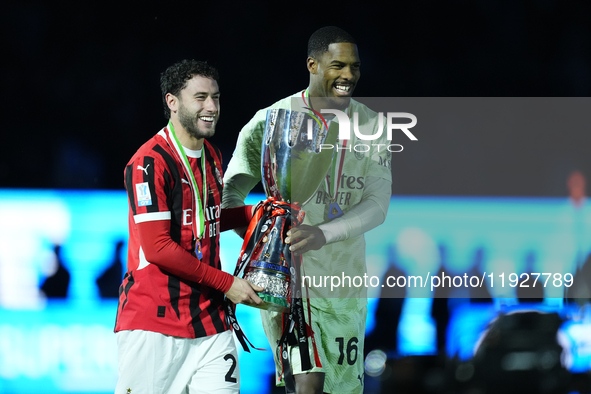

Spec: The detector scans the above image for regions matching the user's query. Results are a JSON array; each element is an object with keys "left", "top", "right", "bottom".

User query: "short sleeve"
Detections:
[{"left": 124, "top": 154, "right": 172, "bottom": 223}]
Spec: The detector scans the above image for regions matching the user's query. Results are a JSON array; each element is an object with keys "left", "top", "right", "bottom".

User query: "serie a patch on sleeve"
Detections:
[{"left": 135, "top": 182, "right": 152, "bottom": 206}]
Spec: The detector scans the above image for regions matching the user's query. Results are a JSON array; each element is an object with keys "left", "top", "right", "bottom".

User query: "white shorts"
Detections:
[{"left": 115, "top": 329, "right": 239, "bottom": 394}]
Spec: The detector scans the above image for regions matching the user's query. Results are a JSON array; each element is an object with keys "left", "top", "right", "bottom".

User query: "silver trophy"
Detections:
[{"left": 237, "top": 109, "right": 337, "bottom": 312}]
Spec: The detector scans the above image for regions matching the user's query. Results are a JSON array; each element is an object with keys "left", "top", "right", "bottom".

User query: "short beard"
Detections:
[{"left": 178, "top": 102, "right": 215, "bottom": 140}]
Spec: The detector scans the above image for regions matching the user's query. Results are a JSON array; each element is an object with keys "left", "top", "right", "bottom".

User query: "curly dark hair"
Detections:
[
  {"left": 307, "top": 26, "right": 356, "bottom": 59},
  {"left": 160, "top": 59, "right": 220, "bottom": 119}
]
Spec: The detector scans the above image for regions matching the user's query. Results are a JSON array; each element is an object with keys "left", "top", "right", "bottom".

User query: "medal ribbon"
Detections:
[
  {"left": 166, "top": 121, "right": 207, "bottom": 241},
  {"left": 301, "top": 89, "right": 329, "bottom": 131}
]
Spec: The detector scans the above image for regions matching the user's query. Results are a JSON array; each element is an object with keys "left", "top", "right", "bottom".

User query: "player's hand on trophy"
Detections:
[
  {"left": 285, "top": 225, "right": 327, "bottom": 256},
  {"left": 225, "top": 277, "right": 264, "bottom": 306}
]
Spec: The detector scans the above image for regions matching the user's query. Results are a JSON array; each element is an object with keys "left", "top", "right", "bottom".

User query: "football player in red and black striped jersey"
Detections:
[{"left": 115, "top": 59, "right": 263, "bottom": 394}]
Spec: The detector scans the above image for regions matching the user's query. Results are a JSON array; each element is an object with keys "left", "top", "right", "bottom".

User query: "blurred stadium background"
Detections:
[{"left": 1, "top": 190, "right": 590, "bottom": 393}]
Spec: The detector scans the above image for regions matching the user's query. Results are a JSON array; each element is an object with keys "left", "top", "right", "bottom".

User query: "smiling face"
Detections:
[
  {"left": 169, "top": 75, "right": 220, "bottom": 142},
  {"left": 307, "top": 42, "right": 360, "bottom": 109}
]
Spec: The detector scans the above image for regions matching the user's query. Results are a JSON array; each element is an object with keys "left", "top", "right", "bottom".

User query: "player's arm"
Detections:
[
  {"left": 288, "top": 175, "right": 391, "bottom": 255},
  {"left": 203, "top": 141, "right": 257, "bottom": 233},
  {"left": 222, "top": 111, "right": 267, "bottom": 237},
  {"left": 126, "top": 154, "right": 262, "bottom": 305},
  {"left": 222, "top": 111, "right": 266, "bottom": 208},
  {"left": 136, "top": 219, "right": 263, "bottom": 305},
  {"left": 289, "top": 112, "right": 392, "bottom": 254},
  {"left": 223, "top": 174, "right": 260, "bottom": 209},
  {"left": 220, "top": 205, "right": 255, "bottom": 232},
  {"left": 316, "top": 175, "right": 391, "bottom": 241}
]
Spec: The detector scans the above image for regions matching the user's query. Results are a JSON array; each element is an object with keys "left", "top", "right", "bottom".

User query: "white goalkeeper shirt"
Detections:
[{"left": 223, "top": 91, "right": 392, "bottom": 311}]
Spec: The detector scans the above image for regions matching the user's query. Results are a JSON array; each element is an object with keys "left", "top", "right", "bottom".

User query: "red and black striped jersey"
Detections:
[{"left": 115, "top": 126, "right": 234, "bottom": 339}]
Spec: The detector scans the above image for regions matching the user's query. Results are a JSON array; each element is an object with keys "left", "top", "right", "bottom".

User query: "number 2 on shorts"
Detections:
[{"left": 224, "top": 354, "right": 237, "bottom": 383}]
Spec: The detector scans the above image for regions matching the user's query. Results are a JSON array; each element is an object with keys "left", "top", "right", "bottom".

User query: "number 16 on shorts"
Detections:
[{"left": 335, "top": 337, "right": 359, "bottom": 365}]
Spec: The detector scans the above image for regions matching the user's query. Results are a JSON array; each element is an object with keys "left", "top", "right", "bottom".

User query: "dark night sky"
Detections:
[{"left": 1, "top": 1, "right": 590, "bottom": 196}]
